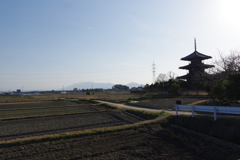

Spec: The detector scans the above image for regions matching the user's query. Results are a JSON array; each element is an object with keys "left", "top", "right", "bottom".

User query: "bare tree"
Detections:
[
  {"left": 167, "top": 71, "right": 176, "bottom": 80},
  {"left": 156, "top": 73, "right": 167, "bottom": 82},
  {"left": 208, "top": 50, "right": 240, "bottom": 80}
]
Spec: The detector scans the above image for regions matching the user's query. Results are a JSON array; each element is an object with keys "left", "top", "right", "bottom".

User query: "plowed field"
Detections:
[
  {"left": 0, "top": 123, "right": 239, "bottom": 160},
  {"left": 127, "top": 97, "right": 207, "bottom": 110},
  {"left": 0, "top": 100, "right": 141, "bottom": 141},
  {"left": 0, "top": 98, "right": 239, "bottom": 160}
]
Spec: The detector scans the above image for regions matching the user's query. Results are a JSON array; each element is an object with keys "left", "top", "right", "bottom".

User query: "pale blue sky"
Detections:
[{"left": 1, "top": 0, "right": 240, "bottom": 91}]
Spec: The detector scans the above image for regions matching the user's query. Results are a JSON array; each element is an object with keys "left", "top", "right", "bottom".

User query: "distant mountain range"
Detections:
[{"left": 65, "top": 82, "right": 142, "bottom": 90}]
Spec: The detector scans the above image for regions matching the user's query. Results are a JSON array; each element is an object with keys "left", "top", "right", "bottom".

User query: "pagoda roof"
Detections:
[
  {"left": 177, "top": 72, "right": 210, "bottom": 79},
  {"left": 179, "top": 63, "right": 214, "bottom": 69},
  {"left": 181, "top": 38, "right": 212, "bottom": 61},
  {"left": 177, "top": 74, "right": 194, "bottom": 79},
  {"left": 181, "top": 51, "right": 212, "bottom": 61},
  {"left": 177, "top": 74, "right": 202, "bottom": 79}
]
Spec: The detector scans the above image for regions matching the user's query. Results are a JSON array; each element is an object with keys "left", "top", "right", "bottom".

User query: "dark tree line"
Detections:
[
  {"left": 207, "top": 51, "right": 240, "bottom": 101},
  {"left": 143, "top": 78, "right": 186, "bottom": 95},
  {"left": 143, "top": 50, "right": 240, "bottom": 101}
]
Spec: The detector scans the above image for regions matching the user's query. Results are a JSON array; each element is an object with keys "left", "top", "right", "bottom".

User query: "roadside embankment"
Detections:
[{"left": 171, "top": 116, "right": 240, "bottom": 145}]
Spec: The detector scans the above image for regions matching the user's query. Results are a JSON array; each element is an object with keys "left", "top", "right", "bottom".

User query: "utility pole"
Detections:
[{"left": 152, "top": 61, "right": 156, "bottom": 84}]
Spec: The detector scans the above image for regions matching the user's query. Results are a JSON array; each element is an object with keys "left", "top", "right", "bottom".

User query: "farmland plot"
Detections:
[
  {"left": 127, "top": 97, "right": 208, "bottom": 110},
  {"left": 0, "top": 98, "right": 240, "bottom": 160},
  {"left": 0, "top": 101, "right": 78, "bottom": 110},
  {"left": 0, "top": 123, "right": 240, "bottom": 160},
  {"left": 0, "top": 104, "right": 105, "bottom": 119},
  {"left": 0, "top": 100, "right": 141, "bottom": 141}
]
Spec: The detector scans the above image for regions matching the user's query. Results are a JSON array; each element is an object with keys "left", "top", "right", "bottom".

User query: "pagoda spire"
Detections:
[{"left": 194, "top": 37, "right": 197, "bottom": 51}]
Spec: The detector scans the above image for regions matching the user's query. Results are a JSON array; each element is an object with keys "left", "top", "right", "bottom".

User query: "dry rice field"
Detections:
[{"left": 0, "top": 94, "right": 239, "bottom": 160}]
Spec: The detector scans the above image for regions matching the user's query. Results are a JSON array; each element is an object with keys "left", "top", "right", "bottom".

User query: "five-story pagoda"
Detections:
[{"left": 177, "top": 38, "right": 214, "bottom": 83}]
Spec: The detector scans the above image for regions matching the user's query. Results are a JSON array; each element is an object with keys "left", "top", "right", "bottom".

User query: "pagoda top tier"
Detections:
[
  {"left": 181, "top": 51, "right": 212, "bottom": 61},
  {"left": 181, "top": 38, "right": 212, "bottom": 61}
]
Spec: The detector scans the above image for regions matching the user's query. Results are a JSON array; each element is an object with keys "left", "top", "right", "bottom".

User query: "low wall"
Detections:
[{"left": 171, "top": 116, "right": 240, "bottom": 144}]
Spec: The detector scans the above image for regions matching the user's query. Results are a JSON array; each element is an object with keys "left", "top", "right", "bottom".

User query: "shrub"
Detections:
[
  {"left": 168, "top": 81, "right": 180, "bottom": 95},
  {"left": 210, "top": 80, "right": 225, "bottom": 101},
  {"left": 225, "top": 72, "right": 240, "bottom": 100},
  {"left": 210, "top": 72, "right": 240, "bottom": 101}
]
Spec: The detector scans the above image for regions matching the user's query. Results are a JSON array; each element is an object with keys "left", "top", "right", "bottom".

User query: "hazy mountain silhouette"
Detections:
[
  {"left": 126, "top": 82, "right": 143, "bottom": 88},
  {"left": 65, "top": 82, "right": 142, "bottom": 90}
]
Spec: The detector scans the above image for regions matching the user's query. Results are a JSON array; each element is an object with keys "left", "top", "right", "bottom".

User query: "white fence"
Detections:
[{"left": 174, "top": 104, "right": 240, "bottom": 120}]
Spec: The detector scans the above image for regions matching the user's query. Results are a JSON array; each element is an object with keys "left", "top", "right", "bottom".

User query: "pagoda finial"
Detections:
[{"left": 194, "top": 37, "right": 197, "bottom": 51}]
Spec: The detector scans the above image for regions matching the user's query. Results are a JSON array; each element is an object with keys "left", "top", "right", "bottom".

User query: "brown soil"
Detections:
[
  {"left": 0, "top": 111, "right": 141, "bottom": 141},
  {"left": 0, "top": 98, "right": 239, "bottom": 159},
  {"left": 0, "top": 101, "right": 141, "bottom": 141},
  {"left": 127, "top": 97, "right": 207, "bottom": 110},
  {"left": 0, "top": 123, "right": 239, "bottom": 160},
  {"left": 0, "top": 101, "right": 77, "bottom": 109},
  {"left": 0, "top": 104, "right": 106, "bottom": 119}
]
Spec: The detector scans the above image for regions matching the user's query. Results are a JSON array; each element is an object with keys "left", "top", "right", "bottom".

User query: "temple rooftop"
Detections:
[
  {"left": 179, "top": 63, "right": 214, "bottom": 69},
  {"left": 181, "top": 51, "right": 212, "bottom": 61}
]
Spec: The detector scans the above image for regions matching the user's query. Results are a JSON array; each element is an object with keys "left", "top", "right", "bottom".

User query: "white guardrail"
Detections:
[{"left": 174, "top": 105, "right": 240, "bottom": 120}]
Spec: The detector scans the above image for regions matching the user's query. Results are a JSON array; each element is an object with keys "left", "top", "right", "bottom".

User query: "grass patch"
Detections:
[
  {"left": 125, "top": 109, "right": 168, "bottom": 120},
  {"left": 187, "top": 99, "right": 211, "bottom": 105}
]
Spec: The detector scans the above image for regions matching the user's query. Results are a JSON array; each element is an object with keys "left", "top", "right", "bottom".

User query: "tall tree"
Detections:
[{"left": 156, "top": 73, "right": 167, "bottom": 82}]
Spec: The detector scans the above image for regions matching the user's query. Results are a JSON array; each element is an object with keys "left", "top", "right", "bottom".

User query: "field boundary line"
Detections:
[
  {"left": 0, "top": 101, "right": 48, "bottom": 105},
  {"left": 0, "top": 110, "right": 110, "bottom": 121},
  {"left": 123, "top": 111, "right": 146, "bottom": 121},
  {"left": 0, "top": 105, "right": 86, "bottom": 111}
]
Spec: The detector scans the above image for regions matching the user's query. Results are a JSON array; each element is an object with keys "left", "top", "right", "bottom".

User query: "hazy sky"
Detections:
[{"left": 1, "top": 0, "right": 240, "bottom": 91}]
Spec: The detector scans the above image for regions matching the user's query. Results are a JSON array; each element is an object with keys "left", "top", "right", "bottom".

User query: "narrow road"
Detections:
[
  {"left": 95, "top": 100, "right": 190, "bottom": 115},
  {"left": 95, "top": 100, "right": 240, "bottom": 119}
]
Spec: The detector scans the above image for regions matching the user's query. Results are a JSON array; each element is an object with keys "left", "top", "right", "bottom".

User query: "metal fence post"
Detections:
[
  {"left": 176, "top": 105, "right": 178, "bottom": 116},
  {"left": 214, "top": 107, "right": 217, "bottom": 121},
  {"left": 192, "top": 106, "right": 195, "bottom": 117}
]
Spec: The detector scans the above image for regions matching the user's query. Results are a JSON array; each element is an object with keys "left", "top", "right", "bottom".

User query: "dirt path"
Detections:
[
  {"left": 95, "top": 100, "right": 190, "bottom": 115},
  {"left": 96, "top": 100, "right": 240, "bottom": 119}
]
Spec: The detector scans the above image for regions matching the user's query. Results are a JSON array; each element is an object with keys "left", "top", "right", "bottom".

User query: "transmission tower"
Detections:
[{"left": 152, "top": 61, "right": 156, "bottom": 84}]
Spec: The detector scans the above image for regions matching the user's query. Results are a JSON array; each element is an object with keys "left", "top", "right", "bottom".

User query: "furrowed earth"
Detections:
[{"left": 0, "top": 96, "right": 239, "bottom": 160}]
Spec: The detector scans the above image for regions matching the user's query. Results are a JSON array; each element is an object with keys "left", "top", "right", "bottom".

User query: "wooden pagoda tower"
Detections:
[{"left": 177, "top": 38, "right": 214, "bottom": 82}]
